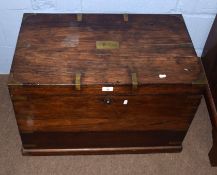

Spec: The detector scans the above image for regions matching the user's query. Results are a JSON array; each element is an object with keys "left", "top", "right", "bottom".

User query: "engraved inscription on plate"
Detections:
[{"left": 96, "top": 41, "right": 119, "bottom": 49}]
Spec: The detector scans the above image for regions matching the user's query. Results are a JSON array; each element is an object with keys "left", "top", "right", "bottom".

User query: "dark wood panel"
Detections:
[
  {"left": 21, "top": 131, "right": 185, "bottom": 149},
  {"left": 201, "top": 15, "right": 217, "bottom": 166},
  {"left": 202, "top": 15, "right": 217, "bottom": 115},
  {"left": 8, "top": 14, "right": 204, "bottom": 86},
  {"left": 202, "top": 15, "right": 217, "bottom": 82},
  {"left": 12, "top": 94, "right": 201, "bottom": 132}
]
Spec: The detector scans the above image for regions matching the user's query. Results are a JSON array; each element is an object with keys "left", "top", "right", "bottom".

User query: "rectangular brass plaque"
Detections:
[{"left": 96, "top": 41, "right": 119, "bottom": 49}]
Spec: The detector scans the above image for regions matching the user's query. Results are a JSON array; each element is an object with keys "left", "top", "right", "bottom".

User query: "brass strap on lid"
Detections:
[
  {"left": 123, "top": 14, "right": 128, "bottom": 22},
  {"left": 77, "top": 14, "right": 82, "bottom": 22},
  {"left": 131, "top": 72, "right": 138, "bottom": 89},
  {"left": 75, "top": 72, "right": 81, "bottom": 90}
]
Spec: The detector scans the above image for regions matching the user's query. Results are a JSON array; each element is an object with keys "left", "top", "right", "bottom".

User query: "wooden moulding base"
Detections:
[{"left": 22, "top": 145, "right": 182, "bottom": 156}]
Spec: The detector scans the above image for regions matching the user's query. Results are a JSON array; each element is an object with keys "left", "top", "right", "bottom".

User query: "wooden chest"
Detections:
[{"left": 8, "top": 14, "right": 206, "bottom": 155}]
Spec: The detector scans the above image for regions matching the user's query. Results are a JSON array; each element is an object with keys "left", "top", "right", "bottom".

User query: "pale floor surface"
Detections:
[{"left": 0, "top": 75, "right": 217, "bottom": 175}]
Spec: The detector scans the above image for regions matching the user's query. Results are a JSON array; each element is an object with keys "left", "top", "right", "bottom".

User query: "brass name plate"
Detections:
[{"left": 96, "top": 41, "right": 119, "bottom": 49}]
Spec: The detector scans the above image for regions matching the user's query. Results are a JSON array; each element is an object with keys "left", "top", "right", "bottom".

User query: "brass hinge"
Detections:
[
  {"left": 123, "top": 14, "right": 128, "bottom": 22},
  {"left": 131, "top": 72, "right": 138, "bottom": 89},
  {"left": 75, "top": 72, "right": 81, "bottom": 90},
  {"left": 77, "top": 14, "right": 82, "bottom": 22}
]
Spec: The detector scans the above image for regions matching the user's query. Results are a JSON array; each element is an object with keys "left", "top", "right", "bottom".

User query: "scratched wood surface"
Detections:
[{"left": 9, "top": 14, "right": 204, "bottom": 86}]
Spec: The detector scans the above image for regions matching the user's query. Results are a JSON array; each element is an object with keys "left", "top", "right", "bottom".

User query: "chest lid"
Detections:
[{"left": 8, "top": 14, "right": 206, "bottom": 93}]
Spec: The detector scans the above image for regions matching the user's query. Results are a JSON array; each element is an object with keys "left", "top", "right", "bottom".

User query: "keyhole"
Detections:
[{"left": 104, "top": 97, "right": 112, "bottom": 104}]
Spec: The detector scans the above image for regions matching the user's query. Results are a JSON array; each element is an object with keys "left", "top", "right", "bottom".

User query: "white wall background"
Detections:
[{"left": 0, "top": 0, "right": 216, "bottom": 73}]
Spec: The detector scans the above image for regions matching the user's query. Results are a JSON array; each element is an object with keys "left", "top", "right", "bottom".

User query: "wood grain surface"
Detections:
[
  {"left": 12, "top": 94, "right": 201, "bottom": 132},
  {"left": 9, "top": 14, "right": 204, "bottom": 87}
]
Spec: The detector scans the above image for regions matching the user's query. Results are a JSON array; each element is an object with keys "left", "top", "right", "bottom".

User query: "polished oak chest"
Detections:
[{"left": 8, "top": 14, "right": 206, "bottom": 155}]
